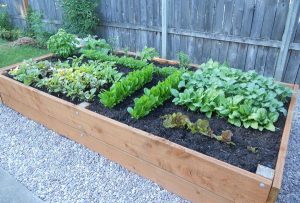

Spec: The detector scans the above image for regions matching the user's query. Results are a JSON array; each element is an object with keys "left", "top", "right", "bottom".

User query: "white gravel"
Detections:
[
  {"left": 0, "top": 104, "right": 188, "bottom": 203},
  {"left": 0, "top": 93, "right": 299, "bottom": 203}
]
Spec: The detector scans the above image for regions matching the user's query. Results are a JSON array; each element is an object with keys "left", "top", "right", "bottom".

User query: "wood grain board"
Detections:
[{"left": 0, "top": 56, "right": 298, "bottom": 202}]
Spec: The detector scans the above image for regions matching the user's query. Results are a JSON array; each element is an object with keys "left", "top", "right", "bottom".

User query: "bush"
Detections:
[
  {"left": 0, "top": 4, "right": 12, "bottom": 30},
  {"left": 25, "top": 7, "right": 51, "bottom": 47},
  {"left": 47, "top": 29, "right": 79, "bottom": 58},
  {"left": 59, "top": 0, "right": 100, "bottom": 37},
  {"left": 0, "top": 28, "right": 20, "bottom": 41}
]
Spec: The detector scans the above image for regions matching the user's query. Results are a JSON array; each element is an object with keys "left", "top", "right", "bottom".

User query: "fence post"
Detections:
[
  {"left": 274, "top": 0, "right": 300, "bottom": 81},
  {"left": 161, "top": 0, "right": 168, "bottom": 58},
  {"left": 22, "top": 0, "right": 29, "bottom": 16}
]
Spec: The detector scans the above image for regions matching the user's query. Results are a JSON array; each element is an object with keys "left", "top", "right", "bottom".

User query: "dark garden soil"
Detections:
[
  {"left": 4, "top": 56, "right": 289, "bottom": 173},
  {"left": 88, "top": 86, "right": 287, "bottom": 173}
]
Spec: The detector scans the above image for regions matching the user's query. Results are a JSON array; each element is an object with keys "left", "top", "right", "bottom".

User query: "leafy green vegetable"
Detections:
[
  {"left": 100, "top": 65, "right": 154, "bottom": 108},
  {"left": 82, "top": 49, "right": 148, "bottom": 69},
  {"left": 172, "top": 59, "right": 292, "bottom": 131},
  {"left": 36, "top": 59, "right": 122, "bottom": 101},
  {"left": 139, "top": 47, "right": 159, "bottom": 61},
  {"left": 47, "top": 29, "right": 79, "bottom": 58},
  {"left": 154, "top": 66, "right": 178, "bottom": 77},
  {"left": 177, "top": 51, "right": 190, "bottom": 69},
  {"left": 161, "top": 112, "right": 234, "bottom": 145},
  {"left": 128, "top": 71, "right": 183, "bottom": 119},
  {"left": 9, "top": 59, "right": 53, "bottom": 85},
  {"left": 81, "top": 36, "right": 112, "bottom": 55}
]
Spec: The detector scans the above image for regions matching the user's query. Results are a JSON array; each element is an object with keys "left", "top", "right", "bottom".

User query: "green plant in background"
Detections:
[
  {"left": 0, "top": 4, "right": 12, "bottom": 30},
  {"left": 0, "top": 4, "right": 20, "bottom": 41},
  {"left": 177, "top": 51, "right": 190, "bottom": 69},
  {"left": 162, "top": 112, "right": 234, "bottom": 145},
  {"left": 82, "top": 49, "right": 149, "bottom": 69},
  {"left": 47, "top": 29, "right": 79, "bottom": 58},
  {"left": 25, "top": 6, "right": 51, "bottom": 47},
  {"left": 139, "top": 47, "right": 159, "bottom": 61},
  {"left": 59, "top": 0, "right": 100, "bottom": 37},
  {"left": 128, "top": 70, "right": 183, "bottom": 119},
  {"left": 82, "top": 36, "right": 112, "bottom": 54},
  {"left": 100, "top": 65, "right": 154, "bottom": 108}
]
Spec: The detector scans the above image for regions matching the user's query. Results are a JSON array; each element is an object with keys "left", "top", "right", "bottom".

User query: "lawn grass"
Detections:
[{"left": 0, "top": 39, "right": 49, "bottom": 68}]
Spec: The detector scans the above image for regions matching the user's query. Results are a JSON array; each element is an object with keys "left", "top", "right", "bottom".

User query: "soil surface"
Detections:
[{"left": 4, "top": 56, "right": 289, "bottom": 173}]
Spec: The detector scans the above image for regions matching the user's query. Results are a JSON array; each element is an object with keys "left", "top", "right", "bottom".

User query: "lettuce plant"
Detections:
[
  {"left": 100, "top": 65, "right": 154, "bottom": 108},
  {"left": 161, "top": 112, "right": 234, "bottom": 145},
  {"left": 127, "top": 71, "right": 182, "bottom": 119}
]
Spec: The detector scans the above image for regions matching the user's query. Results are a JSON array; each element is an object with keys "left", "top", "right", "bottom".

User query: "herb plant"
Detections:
[
  {"left": 47, "top": 29, "right": 79, "bottom": 58},
  {"left": 100, "top": 65, "right": 154, "bottom": 108},
  {"left": 127, "top": 71, "right": 182, "bottom": 119},
  {"left": 172, "top": 60, "right": 292, "bottom": 131}
]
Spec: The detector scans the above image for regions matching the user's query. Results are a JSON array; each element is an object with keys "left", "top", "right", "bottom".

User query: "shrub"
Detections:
[
  {"left": 59, "top": 0, "right": 100, "bottom": 36},
  {"left": 47, "top": 29, "right": 79, "bottom": 58},
  {"left": 25, "top": 7, "right": 51, "bottom": 47},
  {"left": 0, "top": 4, "right": 12, "bottom": 30}
]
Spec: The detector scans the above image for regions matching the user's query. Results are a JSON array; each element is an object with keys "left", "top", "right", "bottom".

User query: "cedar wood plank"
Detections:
[
  {"left": 0, "top": 75, "right": 272, "bottom": 203},
  {"left": 267, "top": 84, "right": 299, "bottom": 203},
  {"left": 1, "top": 94, "right": 232, "bottom": 203}
]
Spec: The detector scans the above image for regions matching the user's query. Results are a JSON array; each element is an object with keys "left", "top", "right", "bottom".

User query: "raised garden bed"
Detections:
[{"left": 0, "top": 53, "right": 298, "bottom": 203}]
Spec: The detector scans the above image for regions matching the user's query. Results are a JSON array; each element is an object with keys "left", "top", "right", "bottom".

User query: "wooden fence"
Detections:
[{"left": 1, "top": 0, "right": 300, "bottom": 84}]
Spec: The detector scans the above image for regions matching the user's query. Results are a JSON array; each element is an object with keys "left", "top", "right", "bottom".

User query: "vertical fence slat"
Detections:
[{"left": 275, "top": 0, "right": 300, "bottom": 81}]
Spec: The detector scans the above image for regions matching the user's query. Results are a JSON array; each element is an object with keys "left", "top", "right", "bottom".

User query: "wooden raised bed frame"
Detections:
[{"left": 0, "top": 54, "right": 298, "bottom": 203}]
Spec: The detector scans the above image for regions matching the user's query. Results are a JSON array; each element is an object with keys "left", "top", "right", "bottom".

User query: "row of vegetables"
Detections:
[{"left": 8, "top": 34, "right": 293, "bottom": 146}]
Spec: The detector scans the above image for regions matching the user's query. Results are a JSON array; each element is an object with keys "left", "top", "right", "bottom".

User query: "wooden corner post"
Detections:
[
  {"left": 161, "top": 0, "right": 168, "bottom": 59},
  {"left": 275, "top": 0, "right": 300, "bottom": 81}
]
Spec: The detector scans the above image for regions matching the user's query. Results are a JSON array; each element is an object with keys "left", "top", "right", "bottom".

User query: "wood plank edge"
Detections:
[
  {"left": 267, "top": 84, "right": 299, "bottom": 203},
  {"left": 2, "top": 94, "right": 232, "bottom": 203}
]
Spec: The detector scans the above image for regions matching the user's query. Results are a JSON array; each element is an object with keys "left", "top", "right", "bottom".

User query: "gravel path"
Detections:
[{"left": 0, "top": 93, "right": 299, "bottom": 203}]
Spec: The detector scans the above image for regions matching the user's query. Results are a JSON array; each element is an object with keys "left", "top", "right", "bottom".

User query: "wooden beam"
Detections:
[
  {"left": 161, "top": 0, "right": 168, "bottom": 58},
  {"left": 274, "top": 0, "right": 300, "bottom": 81},
  {"left": 267, "top": 84, "right": 299, "bottom": 202}
]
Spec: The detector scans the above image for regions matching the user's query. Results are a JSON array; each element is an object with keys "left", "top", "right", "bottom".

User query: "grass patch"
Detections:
[{"left": 0, "top": 39, "right": 49, "bottom": 68}]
